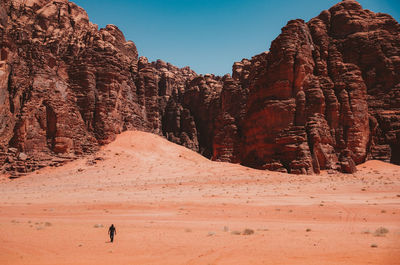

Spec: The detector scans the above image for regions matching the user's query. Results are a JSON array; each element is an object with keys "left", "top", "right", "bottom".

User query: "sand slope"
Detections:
[{"left": 0, "top": 131, "right": 399, "bottom": 265}]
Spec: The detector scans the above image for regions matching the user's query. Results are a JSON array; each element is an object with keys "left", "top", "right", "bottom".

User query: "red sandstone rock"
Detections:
[
  {"left": 0, "top": 0, "right": 399, "bottom": 176},
  {"left": 241, "top": 0, "right": 400, "bottom": 173}
]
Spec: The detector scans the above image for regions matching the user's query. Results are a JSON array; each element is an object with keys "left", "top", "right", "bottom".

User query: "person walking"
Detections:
[{"left": 108, "top": 224, "right": 116, "bottom": 243}]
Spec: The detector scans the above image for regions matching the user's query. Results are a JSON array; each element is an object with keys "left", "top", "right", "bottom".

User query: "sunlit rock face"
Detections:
[
  {"left": 240, "top": 0, "right": 400, "bottom": 174},
  {"left": 0, "top": 0, "right": 399, "bottom": 175}
]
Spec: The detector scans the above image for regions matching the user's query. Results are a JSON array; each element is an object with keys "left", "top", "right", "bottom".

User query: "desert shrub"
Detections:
[
  {"left": 374, "top": 227, "right": 389, "bottom": 237},
  {"left": 242, "top": 229, "right": 254, "bottom": 235}
]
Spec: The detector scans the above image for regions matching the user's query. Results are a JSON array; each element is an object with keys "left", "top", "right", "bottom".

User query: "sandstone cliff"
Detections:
[
  {"left": 0, "top": 0, "right": 399, "bottom": 176},
  {"left": 240, "top": 1, "right": 400, "bottom": 173}
]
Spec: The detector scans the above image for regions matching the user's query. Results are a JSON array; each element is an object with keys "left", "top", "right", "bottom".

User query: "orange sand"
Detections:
[{"left": 0, "top": 131, "right": 399, "bottom": 265}]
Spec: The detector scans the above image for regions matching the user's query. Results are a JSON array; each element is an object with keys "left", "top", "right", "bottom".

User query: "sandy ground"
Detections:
[{"left": 0, "top": 131, "right": 399, "bottom": 265}]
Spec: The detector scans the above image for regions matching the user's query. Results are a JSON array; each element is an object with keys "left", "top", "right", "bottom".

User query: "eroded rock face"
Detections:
[
  {"left": 0, "top": 0, "right": 399, "bottom": 176},
  {"left": 241, "top": 0, "right": 400, "bottom": 173},
  {"left": 0, "top": 0, "right": 200, "bottom": 175}
]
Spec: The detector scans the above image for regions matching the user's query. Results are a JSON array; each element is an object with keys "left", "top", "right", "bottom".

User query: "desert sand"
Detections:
[{"left": 0, "top": 131, "right": 399, "bottom": 265}]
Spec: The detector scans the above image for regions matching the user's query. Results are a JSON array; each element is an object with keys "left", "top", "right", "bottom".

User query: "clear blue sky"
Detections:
[{"left": 71, "top": 0, "right": 400, "bottom": 76}]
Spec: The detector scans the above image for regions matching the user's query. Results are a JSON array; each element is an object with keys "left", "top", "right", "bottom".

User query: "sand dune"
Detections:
[{"left": 0, "top": 131, "right": 399, "bottom": 265}]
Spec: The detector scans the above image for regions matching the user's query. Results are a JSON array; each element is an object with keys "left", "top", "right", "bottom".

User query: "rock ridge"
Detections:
[{"left": 0, "top": 0, "right": 399, "bottom": 176}]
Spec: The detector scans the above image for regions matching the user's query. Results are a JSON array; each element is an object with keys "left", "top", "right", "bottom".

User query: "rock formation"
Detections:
[
  {"left": 0, "top": 0, "right": 399, "bottom": 176},
  {"left": 241, "top": 1, "right": 400, "bottom": 173}
]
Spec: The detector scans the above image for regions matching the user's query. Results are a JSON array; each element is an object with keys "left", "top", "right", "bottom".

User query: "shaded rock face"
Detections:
[
  {"left": 0, "top": 0, "right": 199, "bottom": 175},
  {"left": 0, "top": 0, "right": 399, "bottom": 176}
]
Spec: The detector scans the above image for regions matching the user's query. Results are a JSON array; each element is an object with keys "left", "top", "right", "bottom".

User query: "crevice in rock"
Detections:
[
  {"left": 7, "top": 66, "right": 14, "bottom": 113},
  {"left": 45, "top": 103, "right": 57, "bottom": 149}
]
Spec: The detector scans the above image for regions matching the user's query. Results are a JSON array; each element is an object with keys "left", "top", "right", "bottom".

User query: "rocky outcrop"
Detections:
[
  {"left": 0, "top": 0, "right": 199, "bottom": 176},
  {"left": 241, "top": 1, "right": 400, "bottom": 173},
  {"left": 0, "top": 0, "right": 399, "bottom": 176}
]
